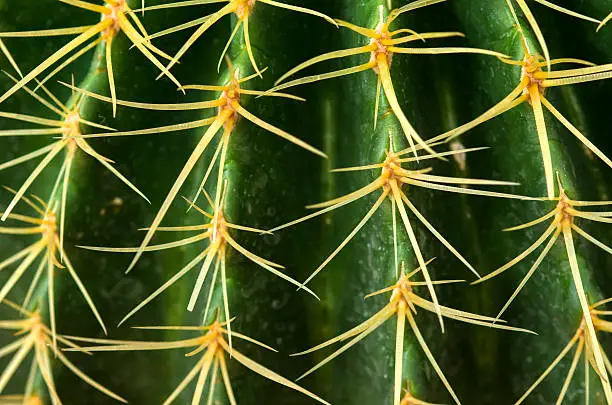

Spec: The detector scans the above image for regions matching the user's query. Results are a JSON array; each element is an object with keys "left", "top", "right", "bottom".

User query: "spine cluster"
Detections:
[{"left": 0, "top": 0, "right": 611, "bottom": 404}]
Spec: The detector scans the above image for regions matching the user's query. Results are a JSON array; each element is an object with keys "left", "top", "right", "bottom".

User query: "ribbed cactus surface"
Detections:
[{"left": 0, "top": 1, "right": 612, "bottom": 404}]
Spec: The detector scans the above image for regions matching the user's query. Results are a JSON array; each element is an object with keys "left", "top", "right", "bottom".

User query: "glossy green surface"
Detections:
[{"left": 0, "top": 1, "right": 610, "bottom": 404}]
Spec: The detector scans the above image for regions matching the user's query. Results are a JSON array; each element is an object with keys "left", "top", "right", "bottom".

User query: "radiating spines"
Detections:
[
  {"left": 474, "top": 178, "right": 612, "bottom": 310},
  {"left": 0, "top": 300, "right": 124, "bottom": 404},
  {"left": 267, "top": 3, "right": 507, "bottom": 158},
  {"left": 506, "top": 0, "right": 602, "bottom": 69},
  {"left": 66, "top": 316, "right": 330, "bottom": 405},
  {"left": 0, "top": 79, "right": 149, "bottom": 253},
  {"left": 79, "top": 187, "right": 315, "bottom": 331},
  {"left": 515, "top": 297, "right": 612, "bottom": 404},
  {"left": 0, "top": 2, "right": 609, "bottom": 404},
  {"left": 62, "top": 62, "right": 325, "bottom": 275},
  {"left": 474, "top": 178, "right": 612, "bottom": 392},
  {"left": 0, "top": 190, "right": 107, "bottom": 342},
  {"left": 0, "top": 75, "right": 149, "bottom": 284},
  {"left": 130, "top": 0, "right": 336, "bottom": 78},
  {"left": 429, "top": 27, "right": 612, "bottom": 199},
  {"left": 0, "top": 0, "right": 181, "bottom": 111},
  {"left": 293, "top": 262, "right": 533, "bottom": 405},
  {"left": 270, "top": 138, "right": 532, "bottom": 330}
]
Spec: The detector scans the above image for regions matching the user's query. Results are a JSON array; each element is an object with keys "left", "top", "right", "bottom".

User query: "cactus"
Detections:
[{"left": 0, "top": 0, "right": 611, "bottom": 404}]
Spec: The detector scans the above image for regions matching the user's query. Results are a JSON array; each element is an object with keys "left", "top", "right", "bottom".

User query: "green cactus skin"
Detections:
[
  {"left": 304, "top": 2, "right": 422, "bottom": 404},
  {"left": 448, "top": 1, "right": 611, "bottom": 403},
  {"left": 0, "top": 1, "right": 611, "bottom": 405}
]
